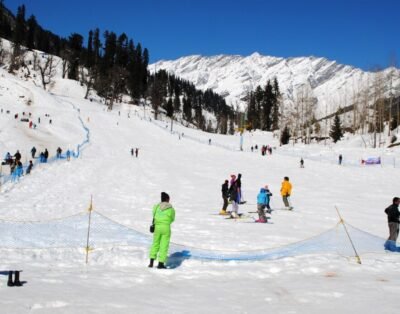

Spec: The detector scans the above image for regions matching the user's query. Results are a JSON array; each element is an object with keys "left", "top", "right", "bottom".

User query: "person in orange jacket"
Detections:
[{"left": 280, "top": 176, "right": 293, "bottom": 210}]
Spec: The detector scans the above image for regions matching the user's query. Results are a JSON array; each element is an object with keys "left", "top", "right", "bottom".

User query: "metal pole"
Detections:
[
  {"left": 85, "top": 195, "right": 93, "bottom": 264},
  {"left": 334, "top": 206, "right": 361, "bottom": 264}
]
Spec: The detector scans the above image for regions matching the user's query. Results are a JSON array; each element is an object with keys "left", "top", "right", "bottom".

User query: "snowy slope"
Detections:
[
  {"left": 150, "top": 53, "right": 400, "bottom": 114},
  {"left": 1, "top": 58, "right": 400, "bottom": 313}
]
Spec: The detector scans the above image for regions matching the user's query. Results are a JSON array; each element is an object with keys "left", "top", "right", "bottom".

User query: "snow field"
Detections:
[{"left": 0, "top": 67, "right": 400, "bottom": 313}]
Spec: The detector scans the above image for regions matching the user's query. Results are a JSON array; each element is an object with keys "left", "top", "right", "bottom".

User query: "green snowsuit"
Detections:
[{"left": 149, "top": 202, "right": 175, "bottom": 263}]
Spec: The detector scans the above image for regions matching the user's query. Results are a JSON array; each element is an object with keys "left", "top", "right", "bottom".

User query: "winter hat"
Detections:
[{"left": 161, "top": 192, "right": 170, "bottom": 202}]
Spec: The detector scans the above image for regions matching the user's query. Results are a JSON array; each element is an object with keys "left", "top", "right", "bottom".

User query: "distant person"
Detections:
[
  {"left": 43, "top": 149, "right": 49, "bottom": 162},
  {"left": 66, "top": 150, "right": 71, "bottom": 161},
  {"left": 220, "top": 180, "right": 230, "bottom": 215},
  {"left": 26, "top": 160, "right": 33, "bottom": 174},
  {"left": 56, "top": 147, "right": 62, "bottom": 158},
  {"left": 300, "top": 158, "right": 304, "bottom": 168},
  {"left": 14, "top": 150, "right": 21, "bottom": 162},
  {"left": 209, "top": 138, "right": 211, "bottom": 145},
  {"left": 148, "top": 192, "right": 175, "bottom": 269},
  {"left": 338, "top": 154, "right": 343, "bottom": 165},
  {"left": 280, "top": 177, "right": 293, "bottom": 210},
  {"left": 131, "top": 148, "right": 134, "bottom": 157},
  {"left": 135, "top": 148, "right": 139, "bottom": 158},
  {"left": 31, "top": 146, "right": 36, "bottom": 159},
  {"left": 384, "top": 197, "right": 400, "bottom": 250}
]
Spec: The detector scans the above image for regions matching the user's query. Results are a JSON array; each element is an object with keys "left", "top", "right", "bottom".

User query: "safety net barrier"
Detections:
[{"left": 0, "top": 209, "right": 398, "bottom": 266}]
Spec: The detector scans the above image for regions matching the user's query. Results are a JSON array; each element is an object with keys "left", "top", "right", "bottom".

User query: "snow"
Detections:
[
  {"left": 1, "top": 60, "right": 400, "bottom": 313},
  {"left": 150, "top": 54, "right": 400, "bottom": 114}
]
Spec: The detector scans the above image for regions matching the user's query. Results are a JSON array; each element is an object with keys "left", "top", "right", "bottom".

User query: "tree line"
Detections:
[{"left": 0, "top": 3, "right": 235, "bottom": 134}]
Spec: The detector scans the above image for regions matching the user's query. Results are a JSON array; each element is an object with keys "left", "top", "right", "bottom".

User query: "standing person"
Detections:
[
  {"left": 66, "top": 150, "right": 71, "bottom": 161},
  {"left": 384, "top": 197, "right": 400, "bottom": 250},
  {"left": 31, "top": 146, "right": 36, "bottom": 159},
  {"left": 338, "top": 154, "right": 343, "bottom": 165},
  {"left": 264, "top": 185, "right": 273, "bottom": 213},
  {"left": 300, "top": 158, "right": 304, "bottom": 168},
  {"left": 208, "top": 138, "right": 211, "bottom": 145},
  {"left": 56, "top": 147, "right": 62, "bottom": 158},
  {"left": 256, "top": 188, "right": 268, "bottom": 223},
  {"left": 149, "top": 192, "right": 175, "bottom": 269},
  {"left": 26, "top": 160, "right": 33, "bottom": 174},
  {"left": 43, "top": 149, "right": 49, "bottom": 162},
  {"left": 229, "top": 177, "right": 240, "bottom": 218},
  {"left": 236, "top": 173, "right": 243, "bottom": 203},
  {"left": 280, "top": 177, "right": 293, "bottom": 210},
  {"left": 135, "top": 148, "right": 139, "bottom": 158},
  {"left": 14, "top": 150, "right": 21, "bottom": 162},
  {"left": 130, "top": 148, "right": 134, "bottom": 156},
  {"left": 220, "top": 180, "right": 230, "bottom": 215}
]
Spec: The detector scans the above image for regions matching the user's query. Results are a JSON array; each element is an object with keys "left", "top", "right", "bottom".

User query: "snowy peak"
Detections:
[{"left": 150, "top": 54, "right": 400, "bottom": 115}]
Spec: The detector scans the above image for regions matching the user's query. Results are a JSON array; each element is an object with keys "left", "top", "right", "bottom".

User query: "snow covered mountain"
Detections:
[{"left": 150, "top": 53, "right": 400, "bottom": 116}]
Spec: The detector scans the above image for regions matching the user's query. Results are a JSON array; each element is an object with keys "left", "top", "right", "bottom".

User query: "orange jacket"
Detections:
[{"left": 280, "top": 181, "right": 292, "bottom": 196}]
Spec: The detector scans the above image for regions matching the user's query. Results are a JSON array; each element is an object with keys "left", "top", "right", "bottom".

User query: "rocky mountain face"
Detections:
[{"left": 150, "top": 53, "right": 400, "bottom": 117}]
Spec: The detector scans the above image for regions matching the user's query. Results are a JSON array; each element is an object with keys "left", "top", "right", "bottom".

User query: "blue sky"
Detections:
[{"left": 6, "top": 0, "right": 400, "bottom": 70}]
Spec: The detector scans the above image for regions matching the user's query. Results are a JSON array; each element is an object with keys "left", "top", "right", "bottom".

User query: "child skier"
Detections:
[{"left": 256, "top": 188, "right": 269, "bottom": 223}]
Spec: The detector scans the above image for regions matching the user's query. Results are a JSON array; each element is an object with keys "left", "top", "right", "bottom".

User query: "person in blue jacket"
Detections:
[{"left": 256, "top": 188, "right": 269, "bottom": 223}]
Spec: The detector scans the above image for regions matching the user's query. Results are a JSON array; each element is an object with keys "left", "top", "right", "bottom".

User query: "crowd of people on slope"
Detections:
[
  {"left": 2, "top": 146, "right": 72, "bottom": 180},
  {"left": 1, "top": 108, "right": 54, "bottom": 130},
  {"left": 220, "top": 175, "right": 293, "bottom": 223},
  {"left": 250, "top": 144, "right": 274, "bottom": 155}
]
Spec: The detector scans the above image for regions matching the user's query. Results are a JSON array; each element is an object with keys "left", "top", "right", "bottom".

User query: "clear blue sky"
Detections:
[{"left": 5, "top": 0, "right": 400, "bottom": 70}]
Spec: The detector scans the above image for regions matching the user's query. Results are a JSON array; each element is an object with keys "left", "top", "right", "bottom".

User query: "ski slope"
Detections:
[{"left": 0, "top": 68, "right": 400, "bottom": 313}]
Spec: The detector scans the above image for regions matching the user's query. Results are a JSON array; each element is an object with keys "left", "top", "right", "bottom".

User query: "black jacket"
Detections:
[
  {"left": 385, "top": 204, "right": 400, "bottom": 223},
  {"left": 221, "top": 182, "right": 229, "bottom": 198}
]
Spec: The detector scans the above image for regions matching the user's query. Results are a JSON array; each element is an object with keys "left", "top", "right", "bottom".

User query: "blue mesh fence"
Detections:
[{"left": 0, "top": 210, "right": 397, "bottom": 265}]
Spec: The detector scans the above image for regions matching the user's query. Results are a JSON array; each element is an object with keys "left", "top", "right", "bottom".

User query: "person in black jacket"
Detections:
[
  {"left": 385, "top": 197, "right": 400, "bottom": 242},
  {"left": 220, "top": 180, "right": 229, "bottom": 215}
]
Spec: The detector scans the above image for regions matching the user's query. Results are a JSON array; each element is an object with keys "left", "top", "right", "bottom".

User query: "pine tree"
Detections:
[
  {"left": 329, "top": 114, "right": 344, "bottom": 143},
  {"left": 280, "top": 126, "right": 291, "bottom": 145},
  {"left": 26, "top": 15, "right": 37, "bottom": 50}
]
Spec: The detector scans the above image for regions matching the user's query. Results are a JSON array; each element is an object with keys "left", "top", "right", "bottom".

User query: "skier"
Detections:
[
  {"left": 131, "top": 148, "right": 134, "bottom": 157},
  {"left": 209, "top": 138, "right": 211, "bottom": 145},
  {"left": 229, "top": 177, "right": 240, "bottom": 218},
  {"left": 66, "top": 150, "right": 71, "bottom": 161},
  {"left": 280, "top": 176, "right": 293, "bottom": 210},
  {"left": 251, "top": 146, "right": 254, "bottom": 152},
  {"left": 338, "top": 154, "right": 343, "bottom": 165},
  {"left": 135, "top": 148, "right": 139, "bottom": 158},
  {"left": 256, "top": 188, "right": 269, "bottom": 223},
  {"left": 300, "top": 158, "right": 304, "bottom": 168},
  {"left": 384, "top": 197, "right": 400, "bottom": 250},
  {"left": 148, "top": 192, "right": 175, "bottom": 269},
  {"left": 220, "top": 180, "right": 230, "bottom": 215},
  {"left": 56, "top": 147, "right": 62, "bottom": 158},
  {"left": 31, "top": 146, "right": 36, "bottom": 159}
]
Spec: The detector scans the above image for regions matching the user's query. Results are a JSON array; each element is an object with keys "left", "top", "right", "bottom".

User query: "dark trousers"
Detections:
[
  {"left": 222, "top": 196, "right": 228, "bottom": 211},
  {"left": 388, "top": 222, "right": 399, "bottom": 242}
]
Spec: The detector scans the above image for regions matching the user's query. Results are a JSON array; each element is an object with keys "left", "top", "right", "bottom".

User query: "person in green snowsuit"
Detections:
[{"left": 148, "top": 192, "right": 175, "bottom": 269}]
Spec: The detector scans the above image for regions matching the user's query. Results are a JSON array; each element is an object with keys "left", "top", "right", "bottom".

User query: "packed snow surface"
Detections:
[{"left": 0, "top": 67, "right": 400, "bottom": 313}]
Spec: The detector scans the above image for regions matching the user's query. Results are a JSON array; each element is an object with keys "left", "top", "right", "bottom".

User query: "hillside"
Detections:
[{"left": 150, "top": 53, "right": 400, "bottom": 116}]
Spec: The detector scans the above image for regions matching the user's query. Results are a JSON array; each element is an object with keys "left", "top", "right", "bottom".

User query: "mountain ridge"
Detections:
[{"left": 150, "top": 53, "right": 400, "bottom": 117}]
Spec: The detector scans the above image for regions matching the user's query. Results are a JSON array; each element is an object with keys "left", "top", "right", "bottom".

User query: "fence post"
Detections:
[
  {"left": 334, "top": 206, "right": 361, "bottom": 264},
  {"left": 85, "top": 195, "right": 93, "bottom": 264}
]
